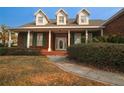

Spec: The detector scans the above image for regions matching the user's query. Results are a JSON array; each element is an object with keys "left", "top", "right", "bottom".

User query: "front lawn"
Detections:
[{"left": 0, "top": 56, "right": 106, "bottom": 86}]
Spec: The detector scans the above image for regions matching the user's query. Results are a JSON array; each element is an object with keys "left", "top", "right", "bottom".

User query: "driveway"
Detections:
[{"left": 48, "top": 56, "right": 124, "bottom": 86}]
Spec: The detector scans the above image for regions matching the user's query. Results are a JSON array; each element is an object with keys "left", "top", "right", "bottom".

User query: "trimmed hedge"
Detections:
[
  {"left": 0, "top": 47, "right": 7, "bottom": 55},
  {"left": 107, "top": 35, "right": 124, "bottom": 43},
  {"left": 0, "top": 47, "right": 41, "bottom": 56},
  {"left": 67, "top": 43, "right": 124, "bottom": 72},
  {"left": 93, "top": 36, "right": 124, "bottom": 44}
]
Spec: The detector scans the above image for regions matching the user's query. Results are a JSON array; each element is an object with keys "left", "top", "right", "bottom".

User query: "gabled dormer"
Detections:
[
  {"left": 76, "top": 9, "right": 90, "bottom": 25},
  {"left": 35, "top": 9, "right": 49, "bottom": 25},
  {"left": 56, "top": 8, "right": 68, "bottom": 25}
]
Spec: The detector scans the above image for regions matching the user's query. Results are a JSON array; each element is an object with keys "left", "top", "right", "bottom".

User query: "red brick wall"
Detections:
[
  {"left": 18, "top": 32, "right": 49, "bottom": 49},
  {"left": 18, "top": 32, "right": 27, "bottom": 47},
  {"left": 104, "top": 14, "right": 124, "bottom": 36}
]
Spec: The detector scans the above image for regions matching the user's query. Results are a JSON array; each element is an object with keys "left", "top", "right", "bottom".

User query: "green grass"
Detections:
[{"left": 0, "top": 56, "right": 107, "bottom": 86}]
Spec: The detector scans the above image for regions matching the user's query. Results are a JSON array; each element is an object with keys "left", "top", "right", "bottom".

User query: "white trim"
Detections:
[
  {"left": 34, "top": 9, "right": 49, "bottom": 22},
  {"left": 34, "top": 9, "right": 47, "bottom": 16},
  {"left": 77, "top": 8, "right": 90, "bottom": 15},
  {"left": 55, "top": 37, "right": 67, "bottom": 50},
  {"left": 20, "top": 26, "right": 104, "bottom": 29},
  {"left": 48, "top": 30, "right": 51, "bottom": 51},
  {"left": 8, "top": 30, "right": 11, "bottom": 48},
  {"left": 27, "top": 30, "right": 30, "bottom": 48},
  {"left": 68, "top": 30, "right": 70, "bottom": 47},
  {"left": 55, "top": 8, "right": 68, "bottom": 16},
  {"left": 101, "top": 29, "right": 104, "bottom": 37},
  {"left": 85, "top": 29, "right": 88, "bottom": 44}
]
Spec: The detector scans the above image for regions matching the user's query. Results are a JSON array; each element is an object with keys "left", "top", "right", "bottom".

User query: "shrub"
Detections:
[
  {"left": 0, "top": 48, "right": 41, "bottom": 56},
  {"left": 0, "top": 43, "right": 4, "bottom": 47},
  {"left": 92, "top": 36, "right": 124, "bottom": 44},
  {"left": 107, "top": 35, "right": 124, "bottom": 43},
  {"left": 67, "top": 43, "right": 124, "bottom": 72},
  {"left": 93, "top": 36, "right": 108, "bottom": 43},
  {"left": 0, "top": 47, "right": 7, "bottom": 55}
]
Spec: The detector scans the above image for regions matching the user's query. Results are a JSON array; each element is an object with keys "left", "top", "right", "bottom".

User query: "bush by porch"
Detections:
[
  {"left": 67, "top": 43, "right": 124, "bottom": 73},
  {"left": 0, "top": 47, "right": 41, "bottom": 56}
]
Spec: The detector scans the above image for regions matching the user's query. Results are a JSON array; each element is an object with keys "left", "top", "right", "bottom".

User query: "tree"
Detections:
[{"left": 1, "top": 24, "right": 9, "bottom": 47}]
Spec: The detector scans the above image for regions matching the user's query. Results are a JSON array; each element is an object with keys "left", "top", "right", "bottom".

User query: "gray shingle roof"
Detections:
[{"left": 21, "top": 19, "right": 105, "bottom": 27}]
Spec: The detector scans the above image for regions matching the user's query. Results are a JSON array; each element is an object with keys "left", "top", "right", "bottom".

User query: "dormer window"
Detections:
[
  {"left": 59, "top": 16, "right": 64, "bottom": 23},
  {"left": 56, "top": 9, "right": 68, "bottom": 25},
  {"left": 81, "top": 16, "right": 87, "bottom": 23},
  {"left": 76, "top": 9, "right": 90, "bottom": 25},
  {"left": 35, "top": 9, "right": 49, "bottom": 25},
  {"left": 38, "top": 16, "right": 43, "bottom": 23}
]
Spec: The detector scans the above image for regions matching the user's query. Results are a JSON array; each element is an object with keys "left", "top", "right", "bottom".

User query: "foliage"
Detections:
[
  {"left": 107, "top": 35, "right": 124, "bottom": 43},
  {"left": 0, "top": 48, "right": 41, "bottom": 56},
  {"left": 0, "top": 25, "right": 9, "bottom": 46},
  {"left": 0, "top": 47, "right": 7, "bottom": 55},
  {"left": 0, "top": 43, "right": 4, "bottom": 47},
  {"left": 67, "top": 43, "right": 124, "bottom": 72},
  {"left": 93, "top": 36, "right": 108, "bottom": 43},
  {"left": 92, "top": 35, "right": 124, "bottom": 44}
]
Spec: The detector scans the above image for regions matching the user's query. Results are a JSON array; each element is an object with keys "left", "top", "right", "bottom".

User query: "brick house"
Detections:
[
  {"left": 10, "top": 8, "right": 105, "bottom": 53},
  {"left": 103, "top": 8, "right": 124, "bottom": 36}
]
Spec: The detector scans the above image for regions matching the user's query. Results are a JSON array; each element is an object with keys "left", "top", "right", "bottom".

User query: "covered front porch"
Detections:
[{"left": 9, "top": 27, "right": 104, "bottom": 52}]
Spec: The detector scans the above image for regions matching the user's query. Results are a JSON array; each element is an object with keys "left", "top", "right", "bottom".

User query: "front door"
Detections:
[{"left": 55, "top": 37, "right": 67, "bottom": 50}]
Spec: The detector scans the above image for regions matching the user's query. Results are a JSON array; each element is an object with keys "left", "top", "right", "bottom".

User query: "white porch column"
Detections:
[
  {"left": 101, "top": 29, "right": 104, "bottom": 37},
  {"left": 68, "top": 30, "right": 71, "bottom": 47},
  {"left": 85, "top": 29, "right": 88, "bottom": 44},
  {"left": 8, "top": 30, "right": 11, "bottom": 47},
  {"left": 27, "top": 30, "right": 30, "bottom": 48},
  {"left": 48, "top": 30, "right": 52, "bottom": 52}
]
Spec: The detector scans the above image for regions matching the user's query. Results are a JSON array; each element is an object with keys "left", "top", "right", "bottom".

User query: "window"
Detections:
[
  {"left": 81, "top": 16, "right": 87, "bottom": 23},
  {"left": 30, "top": 33, "right": 33, "bottom": 46},
  {"left": 59, "top": 16, "right": 64, "bottom": 23},
  {"left": 74, "top": 33, "right": 81, "bottom": 44},
  {"left": 88, "top": 33, "right": 93, "bottom": 42},
  {"left": 37, "top": 33, "right": 43, "bottom": 46},
  {"left": 38, "top": 17, "right": 43, "bottom": 23}
]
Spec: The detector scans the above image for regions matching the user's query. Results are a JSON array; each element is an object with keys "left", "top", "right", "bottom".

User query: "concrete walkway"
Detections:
[{"left": 48, "top": 56, "right": 124, "bottom": 86}]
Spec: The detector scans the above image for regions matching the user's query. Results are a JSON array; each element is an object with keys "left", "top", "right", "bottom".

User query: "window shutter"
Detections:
[
  {"left": 33, "top": 33, "right": 37, "bottom": 47},
  {"left": 71, "top": 32, "right": 74, "bottom": 45},
  {"left": 24, "top": 33, "right": 27, "bottom": 48},
  {"left": 81, "top": 33, "right": 84, "bottom": 43},
  {"left": 42, "top": 33, "right": 46, "bottom": 47}
]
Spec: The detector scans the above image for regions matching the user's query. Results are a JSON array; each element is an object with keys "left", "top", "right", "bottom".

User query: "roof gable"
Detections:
[
  {"left": 78, "top": 9, "right": 90, "bottom": 16},
  {"left": 56, "top": 8, "right": 68, "bottom": 16},
  {"left": 34, "top": 9, "right": 49, "bottom": 22}
]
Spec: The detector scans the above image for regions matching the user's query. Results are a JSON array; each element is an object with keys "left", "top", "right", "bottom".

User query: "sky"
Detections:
[{"left": 0, "top": 7, "right": 122, "bottom": 27}]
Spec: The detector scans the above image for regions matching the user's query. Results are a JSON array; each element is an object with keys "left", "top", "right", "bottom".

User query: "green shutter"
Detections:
[
  {"left": 33, "top": 33, "right": 37, "bottom": 47},
  {"left": 71, "top": 32, "right": 74, "bottom": 45},
  {"left": 42, "top": 33, "right": 46, "bottom": 47},
  {"left": 24, "top": 33, "right": 27, "bottom": 48},
  {"left": 81, "top": 32, "right": 85, "bottom": 43}
]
